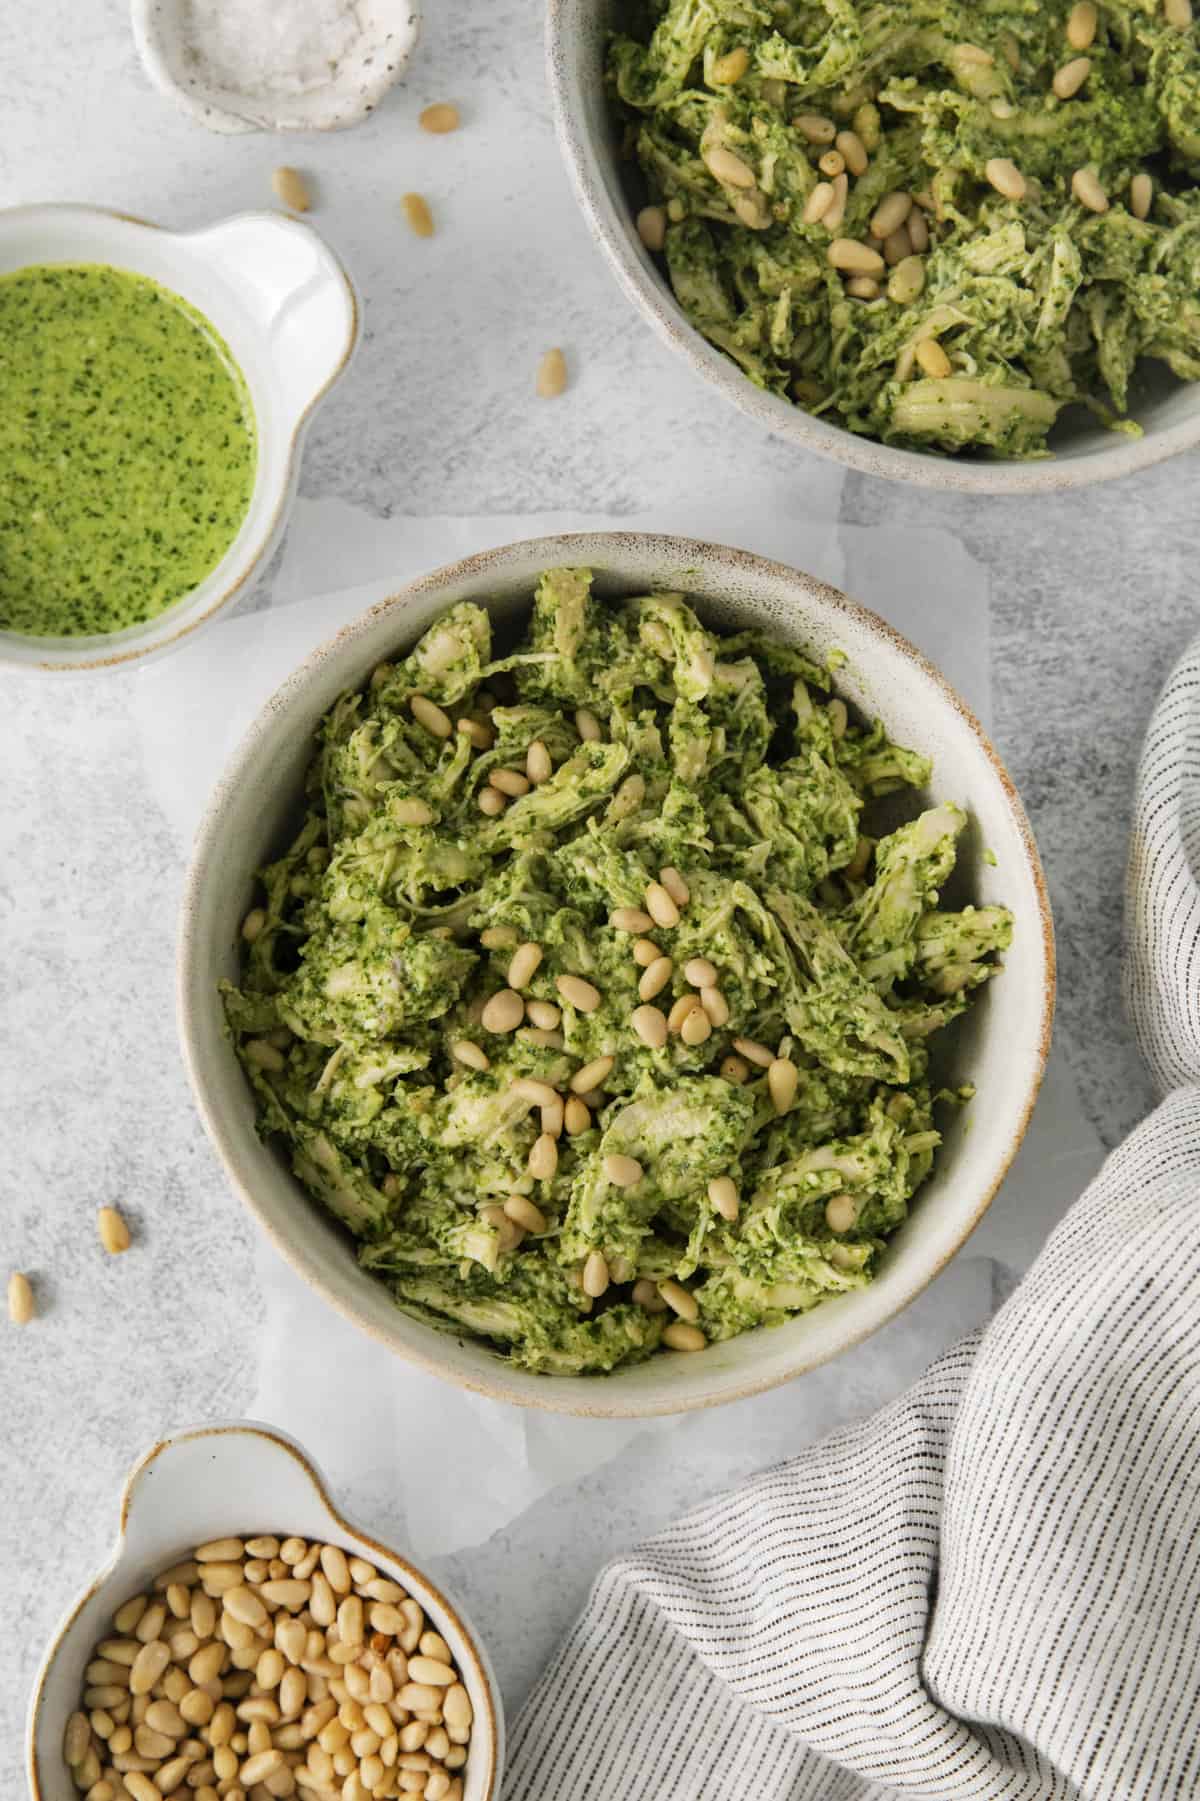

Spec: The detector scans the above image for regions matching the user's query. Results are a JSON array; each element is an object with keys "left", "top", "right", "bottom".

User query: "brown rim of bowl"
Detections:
[
  {"left": 0, "top": 203, "right": 358, "bottom": 675},
  {"left": 178, "top": 531, "right": 1055, "bottom": 1417},
  {"left": 542, "top": 0, "right": 1200, "bottom": 495},
  {"left": 27, "top": 1420, "right": 500, "bottom": 1801}
]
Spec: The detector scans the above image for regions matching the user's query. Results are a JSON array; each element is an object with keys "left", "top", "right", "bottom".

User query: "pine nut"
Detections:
[
  {"left": 1066, "top": 0, "right": 1098, "bottom": 45},
  {"left": 556, "top": 973, "right": 601, "bottom": 1012},
  {"left": 504, "top": 1195, "right": 547, "bottom": 1234},
  {"left": 604, "top": 1154, "right": 643, "bottom": 1188},
  {"left": 402, "top": 192, "right": 434, "bottom": 237},
  {"left": 632, "top": 937, "right": 660, "bottom": 966},
  {"left": 410, "top": 694, "right": 452, "bottom": 739},
  {"left": 683, "top": 957, "right": 717, "bottom": 988},
  {"left": 658, "top": 1279, "right": 699, "bottom": 1322},
  {"left": 638, "top": 955, "right": 674, "bottom": 1001},
  {"left": 680, "top": 1006, "right": 712, "bottom": 1046},
  {"left": 1072, "top": 166, "right": 1109, "bottom": 212},
  {"left": 516, "top": 1077, "right": 559, "bottom": 1109},
  {"left": 1131, "top": 172, "right": 1153, "bottom": 219},
  {"left": 631, "top": 1004, "right": 669, "bottom": 1049},
  {"left": 721, "top": 1053, "right": 750, "bottom": 1083},
  {"left": 489, "top": 767, "right": 530, "bottom": 799},
  {"left": 272, "top": 167, "right": 311, "bottom": 212},
  {"left": 663, "top": 1322, "right": 707, "bottom": 1351},
  {"left": 130, "top": 1641, "right": 171, "bottom": 1695},
  {"left": 835, "top": 129, "right": 868, "bottom": 174},
  {"left": 667, "top": 993, "right": 701, "bottom": 1034},
  {"left": 240, "top": 1749, "right": 285, "bottom": 1786},
  {"left": 768, "top": 1057, "right": 799, "bottom": 1114},
  {"left": 644, "top": 882, "right": 680, "bottom": 929},
  {"left": 526, "top": 739, "right": 552, "bottom": 785},
  {"left": 419, "top": 102, "right": 460, "bottom": 133},
  {"left": 660, "top": 866, "right": 689, "bottom": 906},
  {"left": 507, "top": 941, "right": 543, "bottom": 988},
  {"left": 526, "top": 1000, "right": 561, "bottom": 1031},
  {"left": 241, "top": 907, "right": 266, "bottom": 943},
  {"left": 520, "top": 1026, "right": 564, "bottom": 1050},
  {"left": 818, "top": 149, "right": 845, "bottom": 177},
  {"left": 795, "top": 113, "right": 836, "bottom": 143},
  {"left": 1165, "top": 0, "right": 1192, "bottom": 26},
  {"left": 443, "top": 1685, "right": 472, "bottom": 1730},
  {"left": 636, "top": 205, "right": 667, "bottom": 251},
  {"left": 564, "top": 1095, "right": 591, "bottom": 1135},
  {"left": 632, "top": 1278, "right": 667, "bottom": 1312},
  {"left": 125, "top": 1777, "right": 160, "bottom": 1801},
  {"left": 985, "top": 157, "right": 1026, "bottom": 200},
  {"left": 536, "top": 347, "right": 567, "bottom": 397},
  {"left": 481, "top": 988, "right": 524, "bottom": 1033},
  {"left": 828, "top": 238, "right": 885, "bottom": 277},
  {"left": 581, "top": 1250, "right": 610, "bottom": 1298},
  {"left": 916, "top": 339, "right": 952, "bottom": 379},
  {"left": 480, "top": 925, "right": 517, "bottom": 950},
  {"left": 825, "top": 1193, "right": 859, "bottom": 1232},
  {"left": 888, "top": 254, "right": 926, "bottom": 304},
  {"left": 907, "top": 207, "right": 930, "bottom": 252},
  {"left": 711, "top": 45, "right": 750, "bottom": 83},
  {"left": 575, "top": 707, "right": 602, "bottom": 742},
  {"left": 802, "top": 181, "right": 835, "bottom": 225},
  {"left": 732, "top": 1037, "right": 773, "bottom": 1067},
  {"left": 822, "top": 172, "right": 849, "bottom": 232},
  {"left": 883, "top": 225, "right": 911, "bottom": 266},
  {"left": 703, "top": 144, "right": 756, "bottom": 188},
  {"left": 65, "top": 1711, "right": 92, "bottom": 1764},
  {"left": 1053, "top": 55, "right": 1092, "bottom": 97},
  {"left": 8, "top": 1270, "right": 33, "bottom": 1324},
  {"left": 870, "top": 191, "right": 912, "bottom": 239},
  {"left": 477, "top": 787, "right": 505, "bottom": 816},
  {"left": 392, "top": 797, "right": 434, "bottom": 827},
  {"left": 528, "top": 1133, "right": 558, "bottom": 1181},
  {"left": 451, "top": 1039, "right": 489, "bottom": 1071},
  {"left": 845, "top": 274, "right": 878, "bottom": 302},
  {"left": 571, "top": 1055, "right": 614, "bottom": 1094},
  {"left": 610, "top": 907, "right": 654, "bottom": 933}
]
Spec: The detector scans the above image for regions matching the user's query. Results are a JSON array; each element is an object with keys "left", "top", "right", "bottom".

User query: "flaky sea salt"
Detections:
[{"left": 180, "top": 0, "right": 366, "bottom": 98}]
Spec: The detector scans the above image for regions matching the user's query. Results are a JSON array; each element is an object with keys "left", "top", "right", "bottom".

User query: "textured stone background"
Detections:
[{"left": 4, "top": 0, "right": 1198, "bottom": 1789}]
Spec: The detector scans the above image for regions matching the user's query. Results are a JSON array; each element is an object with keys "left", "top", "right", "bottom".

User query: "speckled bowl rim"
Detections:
[
  {"left": 178, "top": 531, "right": 1055, "bottom": 1418},
  {"left": 544, "top": 0, "right": 1200, "bottom": 494},
  {"left": 26, "top": 1421, "right": 502, "bottom": 1801}
]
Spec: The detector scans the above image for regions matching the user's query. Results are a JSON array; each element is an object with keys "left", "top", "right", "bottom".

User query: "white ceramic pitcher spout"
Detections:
[{"left": 0, "top": 205, "right": 358, "bottom": 674}]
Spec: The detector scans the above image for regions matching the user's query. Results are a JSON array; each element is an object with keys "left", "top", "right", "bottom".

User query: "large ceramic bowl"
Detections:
[
  {"left": 546, "top": 0, "right": 1200, "bottom": 494},
  {"left": 178, "top": 532, "right": 1054, "bottom": 1417},
  {"left": 26, "top": 1421, "right": 503, "bottom": 1801},
  {"left": 0, "top": 205, "right": 357, "bottom": 674}
]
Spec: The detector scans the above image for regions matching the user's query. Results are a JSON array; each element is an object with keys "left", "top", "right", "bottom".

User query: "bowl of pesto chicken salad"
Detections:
[
  {"left": 179, "top": 537, "right": 1053, "bottom": 1416},
  {"left": 548, "top": 0, "right": 1200, "bottom": 489}
]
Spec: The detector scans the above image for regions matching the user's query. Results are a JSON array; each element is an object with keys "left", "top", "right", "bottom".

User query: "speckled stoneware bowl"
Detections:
[
  {"left": 178, "top": 532, "right": 1054, "bottom": 1418},
  {"left": 26, "top": 1421, "right": 503, "bottom": 1801},
  {"left": 545, "top": 0, "right": 1200, "bottom": 493},
  {"left": 131, "top": 0, "right": 420, "bottom": 133},
  {"left": 0, "top": 204, "right": 357, "bottom": 675}
]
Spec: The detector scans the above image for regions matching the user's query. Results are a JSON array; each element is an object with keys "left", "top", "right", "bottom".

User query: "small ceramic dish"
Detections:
[
  {"left": 26, "top": 1420, "right": 503, "bottom": 1801},
  {"left": 0, "top": 204, "right": 357, "bottom": 675},
  {"left": 545, "top": 0, "right": 1200, "bottom": 493},
  {"left": 177, "top": 531, "right": 1055, "bottom": 1418},
  {"left": 131, "top": 0, "right": 421, "bottom": 134}
]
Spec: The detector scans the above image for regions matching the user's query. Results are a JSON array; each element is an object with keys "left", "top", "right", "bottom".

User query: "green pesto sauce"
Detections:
[{"left": 0, "top": 263, "right": 256, "bottom": 637}]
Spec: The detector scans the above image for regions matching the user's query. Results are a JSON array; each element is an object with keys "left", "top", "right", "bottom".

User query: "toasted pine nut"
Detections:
[
  {"left": 985, "top": 157, "right": 1026, "bottom": 200},
  {"left": 721, "top": 1053, "right": 750, "bottom": 1084},
  {"left": 571, "top": 1055, "right": 614, "bottom": 1094},
  {"left": 916, "top": 338, "right": 952, "bottom": 379},
  {"left": 458, "top": 714, "right": 493, "bottom": 751},
  {"left": 632, "top": 937, "right": 660, "bottom": 966},
  {"left": 1067, "top": 1, "right": 1098, "bottom": 46},
  {"left": 826, "top": 1193, "right": 859, "bottom": 1233},
  {"left": 504, "top": 1195, "right": 547, "bottom": 1234},
  {"left": 1131, "top": 172, "right": 1153, "bottom": 219},
  {"left": 644, "top": 882, "right": 680, "bottom": 928},
  {"left": 1165, "top": 0, "right": 1192, "bottom": 25},
  {"left": 582, "top": 1250, "right": 610, "bottom": 1298},
  {"left": 240, "top": 1750, "right": 284, "bottom": 1786},
  {"left": 272, "top": 167, "right": 311, "bottom": 212},
  {"left": 870, "top": 191, "right": 912, "bottom": 239},
  {"left": 663, "top": 1322, "right": 707, "bottom": 1351},
  {"left": 638, "top": 955, "right": 674, "bottom": 1001},
  {"left": 529, "top": 1134, "right": 559, "bottom": 1181},
  {"left": 402, "top": 193, "right": 434, "bottom": 237},
  {"left": 711, "top": 44, "right": 750, "bottom": 83},
  {"left": 536, "top": 347, "right": 567, "bottom": 397},
  {"left": 490, "top": 767, "right": 531, "bottom": 798},
  {"left": 658, "top": 1279, "right": 699, "bottom": 1322},
  {"left": 452, "top": 1040, "right": 489, "bottom": 1071},
  {"left": 8, "top": 1270, "right": 34, "bottom": 1324},
  {"left": 130, "top": 1641, "right": 171, "bottom": 1695},
  {"left": 907, "top": 206, "right": 930, "bottom": 252},
  {"left": 835, "top": 129, "right": 868, "bottom": 174},
  {"left": 708, "top": 1176, "right": 739, "bottom": 1221},
  {"left": 703, "top": 144, "right": 756, "bottom": 188},
  {"left": 636, "top": 205, "right": 667, "bottom": 251},
  {"left": 564, "top": 1095, "right": 591, "bottom": 1135},
  {"left": 666, "top": 993, "right": 700, "bottom": 1034},
  {"left": 818, "top": 149, "right": 845, "bottom": 178},
  {"left": 882, "top": 225, "right": 912, "bottom": 267},
  {"left": 683, "top": 957, "right": 717, "bottom": 988},
  {"left": 526, "top": 739, "right": 552, "bottom": 785},
  {"left": 631, "top": 1004, "right": 669, "bottom": 1049},
  {"left": 828, "top": 239, "right": 885, "bottom": 276},
  {"left": 557, "top": 973, "right": 601, "bottom": 1012},
  {"left": 97, "top": 1206, "right": 131, "bottom": 1255},
  {"left": 526, "top": 999, "right": 561, "bottom": 1029},
  {"left": 477, "top": 786, "right": 506, "bottom": 816},
  {"left": 802, "top": 181, "right": 835, "bottom": 225},
  {"left": 507, "top": 941, "right": 543, "bottom": 988},
  {"left": 768, "top": 1056, "right": 799, "bottom": 1114},
  {"left": 681, "top": 1006, "right": 713, "bottom": 1046},
  {"left": 1072, "top": 166, "right": 1109, "bottom": 212},
  {"left": 481, "top": 988, "right": 524, "bottom": 1033},
  {"left": 1053, "top": 55, "right": 1092, "bottom": 97},
  {"left": 700, "top": 986, "right": 730, "bottom": 1028},
  {"left": 630, "top": 1278, "right": 665, "bottom": 1313},
  {"left": 410, "top": 694, "right": 452, "bottom": 739},
  {"left": 241, "top": 908, "right": 266, "bottom": 943},
  {"left": 888, "top": 254, "right": 926, "bottom": 304},
  {"left": 795, "top": 113, "right": 836, "bottom": 143},
  {"left": 822, "top": 172, "right": 849, "bottom": 232},
  {"left": 732, "top": 1036, "right": 773, "bottom": 1068},
  {"left": 604, "top": 1154, "right": 643, "bottom": 1189},
  {"left": 575, "top": 707, "right": 602, "bottom": 741},
  {"left": 660, "top": 866, "right": 689, "bottom": 906},
  {"left": 419, "top": 102, "right": 460, "bottom": 133},
  {"left": 611, "top": 907, "right": 655, "bottom": 933}
]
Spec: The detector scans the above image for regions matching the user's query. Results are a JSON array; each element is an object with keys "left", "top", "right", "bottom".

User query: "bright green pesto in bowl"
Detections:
[
  {"left": 224, "top": 571, "right": 1011, "bottom": 1376},
  {"left": 609, "top": 0, "right": 1200, "bottom": 458},
  {"left": 0, "top": 263, "right": 256, "bottom": 636}
]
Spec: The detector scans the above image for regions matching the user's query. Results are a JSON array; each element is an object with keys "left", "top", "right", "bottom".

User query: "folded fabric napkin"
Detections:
[{"left": 505, "top": 638, "right": 1200, "bottom": 1801}]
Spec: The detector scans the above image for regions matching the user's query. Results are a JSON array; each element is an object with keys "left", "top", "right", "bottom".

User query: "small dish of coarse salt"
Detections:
[{"left": 131, "top": 0, "right": 421, "bottom": 133}]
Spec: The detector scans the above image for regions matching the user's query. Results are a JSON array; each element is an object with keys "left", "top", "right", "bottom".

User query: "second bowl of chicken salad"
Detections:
[{"left": 178, "top": 533, "right": 1053, "bottom": 1417}]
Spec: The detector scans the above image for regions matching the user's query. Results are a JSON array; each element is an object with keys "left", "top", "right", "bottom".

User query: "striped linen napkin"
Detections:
[{"left": 504, "top": 638, "right": 1200, "bottom": 1801}]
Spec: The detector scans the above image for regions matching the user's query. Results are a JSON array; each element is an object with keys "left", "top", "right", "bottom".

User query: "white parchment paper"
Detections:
[{"left": 133, "top": 502, "right": 1104, "bottom": 1557}]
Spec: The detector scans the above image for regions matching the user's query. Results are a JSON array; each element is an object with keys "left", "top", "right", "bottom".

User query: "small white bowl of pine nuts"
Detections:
[{"left": 26, "top": 1422, "right": 502, "bottom": 1801}]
